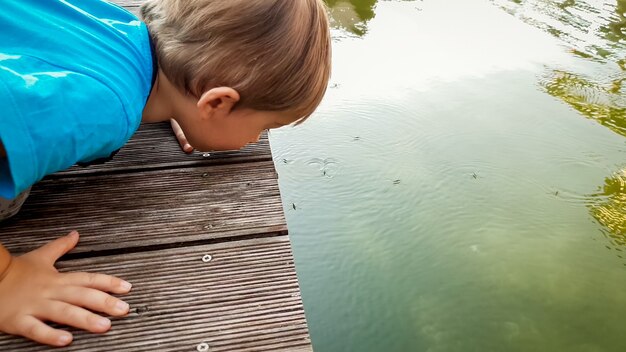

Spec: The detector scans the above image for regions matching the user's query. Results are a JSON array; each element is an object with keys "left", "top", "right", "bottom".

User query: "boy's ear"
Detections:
[{"left": 197, "top": 87, "right": 240, "bottom": 120}]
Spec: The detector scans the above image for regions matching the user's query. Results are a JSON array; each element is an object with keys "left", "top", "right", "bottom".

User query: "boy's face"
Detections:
[
  {"left": 164, "top": 83, "right": 297, "bottom": 152},
  {"left": 182, "top": 107, "right": 294, "bottom": 152}
]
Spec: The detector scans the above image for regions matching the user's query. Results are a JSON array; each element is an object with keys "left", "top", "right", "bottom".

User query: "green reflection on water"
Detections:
[
  {"left": 590, "top": 169, "right": 626, "bottom": 247},
  {"left": 324, "top": 0, "right": 378, "bottom": 36},
  {"left": 542, "top": 70, "right": 626, "bottom": 137},
  {"left": 601, "top": 0, "right": 626, "bottom": 45}
]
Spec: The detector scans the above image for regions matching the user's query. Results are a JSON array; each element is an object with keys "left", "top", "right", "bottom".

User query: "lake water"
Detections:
[{"left": 271, "top": 0, "right": 625, "bottom": 351}]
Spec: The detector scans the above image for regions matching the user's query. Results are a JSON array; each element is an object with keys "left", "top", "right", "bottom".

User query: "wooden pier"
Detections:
[{"left": 0, "top": 121, "right": 312, "bottom": 351}]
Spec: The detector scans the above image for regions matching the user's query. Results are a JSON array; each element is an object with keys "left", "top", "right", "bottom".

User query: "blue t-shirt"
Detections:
[{"left": 0, "top": 0, "right": 154, "bottom": 199}]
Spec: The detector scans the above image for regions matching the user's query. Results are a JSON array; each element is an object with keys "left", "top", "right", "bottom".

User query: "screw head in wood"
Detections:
[
  {"left": 197, "top": 342, "right": 210, "bottom": 352},
  {"left": 202, "top": 254, "right": 213, "bottom": 263}
]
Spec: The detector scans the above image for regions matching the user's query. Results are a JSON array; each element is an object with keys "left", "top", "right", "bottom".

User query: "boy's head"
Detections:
[{"left": 141, "top": 0, "right": 332, "bottom": 151}]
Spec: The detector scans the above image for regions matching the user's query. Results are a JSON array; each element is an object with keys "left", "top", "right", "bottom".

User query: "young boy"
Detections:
[{"left": 0, "top": 0, "right": 331, "bottom": 346}]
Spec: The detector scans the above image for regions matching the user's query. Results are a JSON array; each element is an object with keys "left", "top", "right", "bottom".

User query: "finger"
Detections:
[
  {"left": 39, "top": 300, "right": 111, "bottom": 333},
  {"left": 31, "top": 231, "right": 79, "bottom": 265},
  {"left": 53, "top": 286, "right": 129, "bottom": 317},
  {"left": 62, "top": 272, "right": 132, "bottom": 294},
  {"left": 170, "top": 118, "right": 193, "bottom": 153},
  {"left": 14, "top": 316, "right": 73, "bottom": 347}
]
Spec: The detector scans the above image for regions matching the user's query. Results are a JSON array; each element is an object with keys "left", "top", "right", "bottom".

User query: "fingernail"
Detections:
[
  {"left": 120, "top": 281, "right": 132, "bottom": 291},
  {"left": 68, "top": 230, "right": 78, "bottom": 237},
  {"left": 97, "top": 317, "right": 111, "bottom": 328},
  {"left": 116, "top": 300, "right": 129, "bottom": 312},
  {"left": 57, "top": 334, "right": 71, "bottom": 345},
  {"left": 184, "top": 144, "right": 192, "bottom": 151}
]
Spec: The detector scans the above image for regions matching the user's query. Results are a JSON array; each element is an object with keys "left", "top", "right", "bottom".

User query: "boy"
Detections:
[{"left": 0, "top": 0, "right": 331, "bottom": 346}]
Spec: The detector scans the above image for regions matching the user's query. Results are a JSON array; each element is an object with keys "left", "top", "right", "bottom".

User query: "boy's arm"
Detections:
[{"left": 0, "top": 232, "right": 132, "bottom": 346}]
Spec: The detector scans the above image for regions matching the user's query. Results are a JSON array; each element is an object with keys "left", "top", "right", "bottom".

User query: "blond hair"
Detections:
[{"left": 141, "top": 0, "right": 331, "bottom": 121}]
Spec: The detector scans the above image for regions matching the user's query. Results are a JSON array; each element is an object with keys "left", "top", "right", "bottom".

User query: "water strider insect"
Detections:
[
  {"left": 292, "top": 203, "right": 297, "bottom": 210},
  {"left": 472, "top": 171, "right": 479, "bottom": 179},
  {"left": 393, "top": 179, "right": 401, "bottom": 185}
]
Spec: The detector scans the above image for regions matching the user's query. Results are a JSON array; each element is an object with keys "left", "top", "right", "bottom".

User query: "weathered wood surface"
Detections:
[
  {"left": 0, "top": 161, "right": 286, "bottom": 256},
  {"left": 58, "top": 123, "right": 271, "bottom": 176},
  {"left": 0, "top": 238, "right": 312, "bottom": 352},
  {"left": 113, "top": 0, "right": 141, "bottom": 19},
  {"left": 113, "top": 0, "right": 145, "bottom": 5}
]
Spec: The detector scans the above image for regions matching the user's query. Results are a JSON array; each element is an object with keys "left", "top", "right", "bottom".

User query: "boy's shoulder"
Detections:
[
  {"left": 0, "top": 0, "right": 153, "bottom": 101},
  {"left": 0, "top": 0, "right": 156, "bottom": 199}
]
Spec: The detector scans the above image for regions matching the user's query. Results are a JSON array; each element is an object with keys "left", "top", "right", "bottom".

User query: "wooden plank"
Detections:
[
  {"left": 125, "top": 6, "right": 140, "bottom": 16},
  {"left": 0, "top": 237, "right": 312, "bottom": 351},
  {"left": 58, "top": 123, "right": 272, "bottom": 176},
  {"left": 112, "top": 0, "right": 145, "bottom": 7},
  {"left": 0, "top": 161, "right": 286, "bottom": 256}
]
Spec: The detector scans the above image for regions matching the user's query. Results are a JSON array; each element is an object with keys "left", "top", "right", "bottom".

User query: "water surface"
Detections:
[{"left": 271, "top": 0, "right": 625, "bottom": 350}]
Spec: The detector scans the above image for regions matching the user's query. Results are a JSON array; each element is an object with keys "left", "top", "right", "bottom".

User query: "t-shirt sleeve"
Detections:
[{"left": 0, "top": 55, "right": 131, "bottom": 199}]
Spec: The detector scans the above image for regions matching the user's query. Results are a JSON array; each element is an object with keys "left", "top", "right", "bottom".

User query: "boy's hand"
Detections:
[
  {"left": 0, "top": 231, "right": 132, "bottom": 347},
  {"left": 170, "top": 118, "right": 194, "bottom": 154}
]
